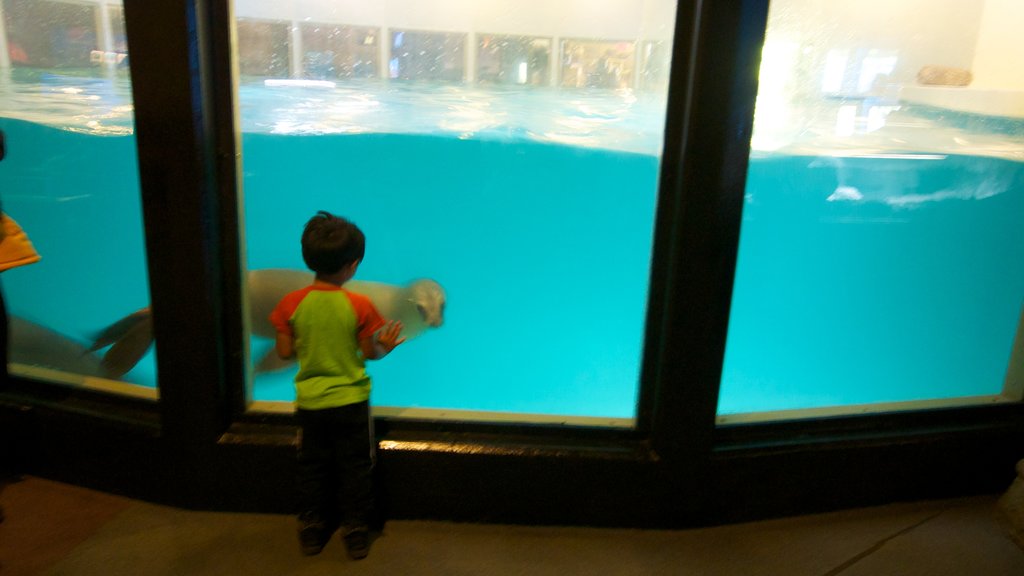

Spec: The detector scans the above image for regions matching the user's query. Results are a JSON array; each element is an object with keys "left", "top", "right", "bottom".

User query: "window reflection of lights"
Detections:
[
  {"left": 836, "top": 105, "right": 857, "bottom": 136},
  {"left": 833, "top": 104, "right": 901, "bottom": 137},
  {"left": 751, "top": 40, "right": 797, "bottom": 151},
  {"left": 866, "top": 106, "right": 887, "bottom": 132},
  {"left": 822, "top": 49, "right": 848, "bottom": 94},
  {"left": 857, "top": 54, "right": 897, "bottom": 94}
]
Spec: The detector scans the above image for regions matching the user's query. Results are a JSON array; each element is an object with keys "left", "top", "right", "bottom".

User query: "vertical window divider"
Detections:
[
  {"left": 123, "top": 0, "right": 242, "bottom": 449},
  {"left": 641, "top": 0, "right": 770, "bottom": 468},
  {"left": 205, "top": 0, "right": 249, "bottom": 417}
]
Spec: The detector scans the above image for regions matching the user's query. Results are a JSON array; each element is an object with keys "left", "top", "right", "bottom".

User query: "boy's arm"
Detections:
[
  {"left": 276, "top": 332, "right": 295, "bottom": 359},
  {"left": 360, "top": 320, "right": 405, "bottom": 360}
]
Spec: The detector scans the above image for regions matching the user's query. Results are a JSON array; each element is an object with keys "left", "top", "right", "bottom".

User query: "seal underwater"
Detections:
[
  {"left": 90, "top": 269, "right": 446, "bottom": 377},
  {"left": 10, "top": 316, "right": 111, "bottom": 378}
]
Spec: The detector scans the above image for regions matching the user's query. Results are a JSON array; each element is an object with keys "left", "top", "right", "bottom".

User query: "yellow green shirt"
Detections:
[{"left": 270, "top": 285, "right": 385, "bottom": 409}]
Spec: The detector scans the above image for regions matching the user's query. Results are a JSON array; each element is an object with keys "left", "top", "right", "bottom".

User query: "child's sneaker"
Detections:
[
  {"left": 297, "top": 511, "right": 328, "bottom": 556},
  {"left": 342, "top": 526, "right": 371, "bottom": 560}
]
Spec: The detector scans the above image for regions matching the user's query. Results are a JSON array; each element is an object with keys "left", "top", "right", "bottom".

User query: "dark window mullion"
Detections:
[
  {"left": 644, "top": 0, "right": 770, "bottom": 462},
  {"left": 123, "top": 0, "right": 238, "bottom": 445}
]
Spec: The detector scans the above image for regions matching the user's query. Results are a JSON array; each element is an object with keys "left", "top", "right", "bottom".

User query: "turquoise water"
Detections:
[
  {"left": 721, "top": 152, "right": 1024, "bottom": 414},
  {"left": 1, "top": 72, "right": 1022, "bottom": 420},
  {"left": 242, "top": 132, "right": 658, "bottom": 416},
  {"left": 0, "top": 118, "right": 155, "bottom": 385},
  {"left": 0, "top": 110, "right": 658, "bottom": 419}
]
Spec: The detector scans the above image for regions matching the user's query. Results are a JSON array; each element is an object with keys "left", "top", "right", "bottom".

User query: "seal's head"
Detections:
[{"left": 409, "top": 279, "right": 446, "bottom": 328}]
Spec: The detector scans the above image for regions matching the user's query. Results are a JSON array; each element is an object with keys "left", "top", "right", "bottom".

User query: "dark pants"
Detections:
[
  {"left": 296, "top": 402, "right": 375, "bottom": 529},
  {"left": 1, "top": 281, "right": 8, "bottom": 522},
  {"left": 0, "top": 280, "right": 8, "bottom": 387}
]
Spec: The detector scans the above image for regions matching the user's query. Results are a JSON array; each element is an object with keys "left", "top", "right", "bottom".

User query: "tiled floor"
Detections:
[{"left": 2, "top": 475, "right": 1023, "bottom": 576}]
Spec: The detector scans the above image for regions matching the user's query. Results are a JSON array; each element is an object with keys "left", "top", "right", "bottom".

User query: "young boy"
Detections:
[{"left": 270, "top": 211, "right": 405, "bottom": 559}]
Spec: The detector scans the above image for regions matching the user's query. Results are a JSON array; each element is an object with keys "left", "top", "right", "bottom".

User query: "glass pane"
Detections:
[
  {"left": 719, "top": 0, "right": 1024, "bottom": 423},
  {"left": 0, "top": 0, "right": 155, "bottom": 399},
  {"left": 235, "top": 1, "right": 677, "bottom": 425}
]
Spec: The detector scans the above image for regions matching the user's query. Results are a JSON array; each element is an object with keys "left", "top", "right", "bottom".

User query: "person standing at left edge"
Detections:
[
  {"left": 0, "top": 127, "right": 6, "bottom": 525},
  {"left": 0, "top": 128, "right": 43, "bottom": 525}
]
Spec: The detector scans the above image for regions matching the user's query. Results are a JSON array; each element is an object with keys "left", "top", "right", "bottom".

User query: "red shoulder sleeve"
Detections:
[
  {"left": 269, "top": 287, "right": 314, "bottom": 335},
  {"left": 345, "top": 290, "right": 386, "bottom": 340}
]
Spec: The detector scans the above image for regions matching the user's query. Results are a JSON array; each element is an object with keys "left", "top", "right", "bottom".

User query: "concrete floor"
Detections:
[{"left": 2, "top": 476, "right": 1024, "bottom": 576}]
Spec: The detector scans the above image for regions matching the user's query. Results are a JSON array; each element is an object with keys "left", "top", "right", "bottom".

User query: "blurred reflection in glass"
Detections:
[{"left": 719, "top": 0, "right": 1024, "bottom": 423}]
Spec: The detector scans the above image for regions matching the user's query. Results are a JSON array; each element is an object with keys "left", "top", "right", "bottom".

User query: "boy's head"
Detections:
[{"left": 301, "top": 211, "right": 365, "bottom": 275}]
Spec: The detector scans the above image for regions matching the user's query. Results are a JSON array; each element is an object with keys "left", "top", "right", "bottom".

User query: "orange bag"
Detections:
[{"left": 0, "top": 213, "right": 41, "bottom": 271}]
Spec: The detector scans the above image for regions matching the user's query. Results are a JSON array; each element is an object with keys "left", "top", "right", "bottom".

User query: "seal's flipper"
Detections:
[
  {"left": 254, "top": 349, "right": 295, "bottom": 373},
  {"left": 89, "top": 308, "right": 152, "bottom": 353},
  {"left": 100, "top": 314, "right": 154, "bottom": 378}
]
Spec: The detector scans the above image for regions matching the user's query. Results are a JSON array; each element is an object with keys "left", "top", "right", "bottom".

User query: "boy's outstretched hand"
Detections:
[{"left": 373, "top": 320, "right": 406, "bottom": 357}]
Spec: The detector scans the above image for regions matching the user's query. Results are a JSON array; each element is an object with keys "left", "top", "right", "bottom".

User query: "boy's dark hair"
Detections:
[{"left": 301, "top": 211, "right": 365, "bottom": 274}]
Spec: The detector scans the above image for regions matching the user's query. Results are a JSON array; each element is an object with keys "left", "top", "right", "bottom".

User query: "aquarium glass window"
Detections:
[
  {"left": 0, "top": 0, "right": 156, "bottom": 399},
  {"left": 234, "top": 0, "right": 678, "bottom": 425},
  {"left": 718, "top": 0, "right": 1024, "bottom": 423}
]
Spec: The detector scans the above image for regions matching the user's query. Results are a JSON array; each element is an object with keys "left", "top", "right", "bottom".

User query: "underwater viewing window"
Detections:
[
  {"left": 0, "top": 0, "right": 156, "bottom": 399},
  {"left": 718, "top": 0, "right": 1024, "bottom": 423},
  {"left": 234, "top": 0, "right": 678, "bottom": 426}
]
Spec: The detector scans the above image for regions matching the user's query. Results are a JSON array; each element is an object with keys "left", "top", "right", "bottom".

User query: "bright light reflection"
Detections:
[
  {"left": 822, "top": 49, "right": 848, "bottom": 93},
  {"left": 750, "top": 39, "right": 797, "bottom": 151},
  {"left": 835, "top": 105, "right": 857, "bottom": 137}
]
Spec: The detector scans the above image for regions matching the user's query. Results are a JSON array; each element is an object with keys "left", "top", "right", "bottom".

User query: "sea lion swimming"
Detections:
[
  {"left": 10, "top": 316, "right": 111, "bottom": 378},
  {"left": 91, "top": 269, "right": 447, "bottom": 377},
  {"left": 246, "top": 269, "right": 445, "bottom": 339}
]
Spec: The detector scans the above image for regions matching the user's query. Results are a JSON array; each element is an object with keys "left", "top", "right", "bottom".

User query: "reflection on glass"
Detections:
[
  {"left": 389, "top": 29, "right": 465, "bottom": 82},
  {"left": 719, "top": 0, "right": 1024, "bottom": 423},
  {"left": 236, "top": 19, "right": 290, "bottom": 78},
  {"left": 560, "top": 39, "right": 635, "bottom": 89},
  {"left": 637, "top": 40, "right": 670, "bottom": 93},
  {"left": 477, "top": 34, "right": 550, "bottom": 87},
  {"left": 0, "top": 0, "right": 155, "bottom": 398},
  {"left": 300, "top": 23, "right": 378, "bottom": 80},
  {"left": 235, "top": 0, "right": 677, "bottom": 425}
]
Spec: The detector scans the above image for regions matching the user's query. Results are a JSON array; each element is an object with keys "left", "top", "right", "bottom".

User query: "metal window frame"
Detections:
[{"left": 1, "top": 0, "right": 1021, "bottom": 527}]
